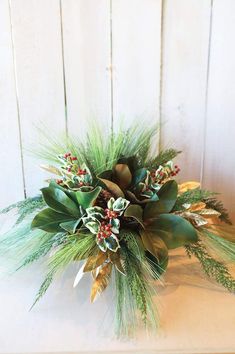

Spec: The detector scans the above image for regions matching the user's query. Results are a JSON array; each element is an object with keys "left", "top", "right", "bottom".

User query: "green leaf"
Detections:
[
  {"left": 110, "top": 218, "right": 120, "bottom": 233},
  {"left": 60, "top": 219, "right": 81, "bottom": 233},
  {"left": 41, "top": 186, "right": 80, "bottom": 217},
  {"left": 75, "top": 186, "right": 102, "bottom": 209},
  {"left": 124, "top": 204, "right": 144, "bottom": 228},
  {"left": 113, "top": 164, "right": 132, "bottom": 189},
  {"left": 31, "top": 208, "right": 74, "bottom": 232},
  {"left": 144, "top": 180, "right": 178, "bottom": 219},
  {"left": 132, "top": 168, "right": 147, "bottom": 186},
  {"left": 105, "top": 234, "right": 120, "bottom": 252},
  {"left": 147, "top": 214, "right": 198, "bottom": 249},
  {"left": 82, "top": 217, "right": 100, "bottom": 234},
  {"left": 98, "top": 178, "right": 124, "bottom": 198},
  {"left": 112, "top": 197, "right": 130, "bottom": 214},
  {"left": 49, "top": 180, "right": 78, "bottom": 204},
  {"left": 86, "top": 206, "right": 106, "bottom": 220}
]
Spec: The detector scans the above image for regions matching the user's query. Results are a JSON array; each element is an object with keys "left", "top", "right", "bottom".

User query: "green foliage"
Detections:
[
  {"left": 146, "top": 214, "right": 198, "bottom": 249},
  {"left": 173, "top": 188, "right": 216, "bottom": 212},
  {"left": 0, "top": 196, "right": 45, "bottom": 225},
  {"left": 203, "top": 197, "right": 232, "bottom": 225},
  {"left": 146, "top": 148, "right": 181, "bottom": 170},
  {"left": 75, "top": 186, "right": 102, "bottom": 209},
  {"left": 114, "top": 229, "right": 159, "bottom": 337},
  {"left": 185, "top": 240, "right": 235, "bottom": 293},
  {"left": 31, "top": 233, "right": 97, "bottom": 308},
  {"left": 144, "top": 180, "right": 178, "bottom": 218}
]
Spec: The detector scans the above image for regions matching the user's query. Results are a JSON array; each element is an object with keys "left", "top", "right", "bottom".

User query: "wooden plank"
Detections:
[
  {"left": 160, "top": 0, "right": 212, "bottom": 181},
  {"left": 10, "top": 0, "right": 66, "bottom": 197},
  {"left": 202, "top": 0, "right": 235, "bottom": 222},
  {"left": 61, "top": 0, "right": 112, "bottom": 136},
  {"left": 112, "top": 0, "right": 162, "bottom": 139},
  {"left": 0, "top": 0, "right": 25, "bottom": 208}
]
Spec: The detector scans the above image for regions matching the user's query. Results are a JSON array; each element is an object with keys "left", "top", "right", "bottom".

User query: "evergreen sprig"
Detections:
[
  {"left": 185, "top": 241, "right": 235, "bottom": 293},
  {"left": 203, "top": 197, "right": 232, "bottom": 225},
  {"left": 146, "top": 148, "right": 181, "bottom": 169},
  {"left": 173, "top": 188, "right": 216, "bottom": 211}
]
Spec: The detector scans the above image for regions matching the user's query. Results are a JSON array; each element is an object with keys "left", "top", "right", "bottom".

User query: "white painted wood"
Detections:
[
  {"left": 202, "top": 0, "right": 235, "bottom": 222},
  {"left": 9, "top": 0, "right": 66, "bottom": 197},
  {"left": 61, "top": 0, "right": 112, "bottom": 136},
  {"left": 160, "top": 0, "right": 212, "bottom": 182},
  {"left": 112, "top": 0, "right": 162, "bottom": 138},
  {"left": 0, "top": 0, "right": 25, "bottom": 208}
]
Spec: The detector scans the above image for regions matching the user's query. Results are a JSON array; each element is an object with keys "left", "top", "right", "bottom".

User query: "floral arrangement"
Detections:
[{"left": 1, "top": 125, "right": 235, "bottom": 337}]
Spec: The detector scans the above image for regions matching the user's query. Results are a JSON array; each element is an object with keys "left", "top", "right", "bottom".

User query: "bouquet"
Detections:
[{"left": 1, "top": 124, "right": 235, "bottom": 337}]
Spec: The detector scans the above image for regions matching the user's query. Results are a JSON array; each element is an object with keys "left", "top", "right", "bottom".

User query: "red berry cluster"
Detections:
[
  {"left": 105, "top": 208, "right": 118, "bottom": 219},
  {"left": 97, "top": 221, "right": 112, "bottom": 241},
  {"left": 171, "top": 165, "right": 181, "bottom": 177},
  {"left": 63, "top": 152, "right": 77, "bottom": 161},
  {"left": 77, "top": 168, "right": 87, "bottom": 176},
  {"left": 56, "top": 179, "right": 63, "bottom": 185}
]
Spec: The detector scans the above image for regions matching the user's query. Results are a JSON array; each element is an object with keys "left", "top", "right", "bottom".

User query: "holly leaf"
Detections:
[
  {"left": 112, "top": 197, "right": 130, "bottom": 214},
  {"left": 75, "top": 186, "right": 102, "bottom": 209},
  {"left": 147, "top": 214, "right": 198, "bottom": 249},
  {"left": 105, "top": 234, "right": 120, "bottom": 252},
  {"left": 86, "top": 206, "right": 106, "bottom": 220},
  {"left": 82, "top": 217, "right": 100, "bottom": 234},
  {"left": 31, "top": 208, "right": 74, "bottom": 232}
]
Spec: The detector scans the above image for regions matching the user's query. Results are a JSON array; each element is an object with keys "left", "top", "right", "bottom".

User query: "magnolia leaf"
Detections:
[
  {"left": 132, "top": 168, "right": 147, "bottom": 186},
  {"left": 140, "top": 230, "right": 168, "bottom": 263},
  {"left": 75, "top": 186, "right": 102, "bottom": 209},
  {"left": 113, "top": 164, "right": 132, "bottom": 189},
  {"left": 60, "top": 219, "right": 81, "bottom": 233},
  {"left": 40, "top": 164, "right": 62, "bottom": 176},
  {"left": 41, "top": 186, "right": 80, "bottom": 217},
  {"left": 73, "top": 263, "right": 86, "bottom": 288},
  {"left": 98, "top": 178, "right": 124, "bottom": 198},
  {"left": 82, "top": 217, "right": 100, "bottom": 234},
  {"left": 144, "top": 180, "right": 178, "bottom": 220},
  {"left": 31, "top": 208, "right": 74, "bottom": 232},
  {"left": 105, "top": 234, "right": 120, "bottom": 252},
  {"left": 90, "top": 262, "right": 112, "bottom": 302},
  {"left": 112, "top": 197, "right": 130, "bottom": 214},
  {"left": 124, "top": 204, "right": 145, "bottom": 228},
  {"left": 147, "top": 214, "right": 198, "bottom": 249},
  {"left": 83, "top": 252, "right": 108, "bottom": 272},
  {"left": 178, "top": 181, "right": 200, "bottom": 194},
  {"left": 109, "top": 251, "right": 126, "bottom": 275}
]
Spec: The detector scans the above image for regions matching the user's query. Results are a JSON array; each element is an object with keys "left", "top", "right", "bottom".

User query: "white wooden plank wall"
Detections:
[{"left": 1, "top": 0, "right": 235, "bottom": 221}]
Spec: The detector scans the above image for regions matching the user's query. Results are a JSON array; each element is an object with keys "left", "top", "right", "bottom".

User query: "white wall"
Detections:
[{"left": 0, "top": 1, "right": 235, "bottom": 353}]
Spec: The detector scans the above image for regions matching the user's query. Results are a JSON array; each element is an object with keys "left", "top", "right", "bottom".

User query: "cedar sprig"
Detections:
[
  {"left": 185, "top": 241, "right": 235, "bottom": 293},
  {"left": 146, "top": 148, "right": 181, "bottom": 170}
]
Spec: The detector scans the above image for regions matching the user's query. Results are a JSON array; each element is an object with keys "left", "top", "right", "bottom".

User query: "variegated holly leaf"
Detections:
[
  {"left": 104, "top": 234, "right": 120, "bottom": 252},
  {"left": 86, "top": 206, "right": 106, "bottom": 220},
  {"left": 112, "top": 197, "right": 130, "bottom": 214},
  {"left": 82, "top": 216, "right": 100, "bottom": 234},
  {"left": 97, "top": 237, "right": 108, "bottom": 252},
  {"left": 110, "top": 218, "right": 120, "bottom": 233}
]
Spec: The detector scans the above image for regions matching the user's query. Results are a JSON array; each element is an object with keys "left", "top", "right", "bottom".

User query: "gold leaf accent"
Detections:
[
  {"left": 189, "top": 202, "right": 206, "bottom": 212},
  {"left": 84, "top": 252, "right": 107, "bottom": 273},
  {"left": 199, "top": 209, "right": 221, "bottom": 216},
  {"left": 180, "top": 211, "right": 208, "bottom": 227},
  {"left": 178, "top": 181, "right": 200, "bottom": 194},
  {"left": 109, "top": 251, "right": 126, "bottom": 275},
  {"left": 40, "top": 164, "right": 62, "bottom": 176},
  {"left": 90, "top": 262, "right": 112, "bottom": 303}
]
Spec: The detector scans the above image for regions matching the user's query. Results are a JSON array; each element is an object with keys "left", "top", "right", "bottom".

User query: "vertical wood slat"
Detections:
[
  {"left": 202, "top": 0, "right": 235, "bottom": 222},
  {"left": 0, "top": 0, "right": 24, "bottom": 208},
  {"left": 61, "top": 0, "right": 112, "bottom": 136},
  {"left": 112, "top": 0, "right": 162, "bottom": 139},
  {"left": 160, "top": 0, "right": 212, "bottom": 182},
  {"left": 10, "top": 0, "right": 66, "bottom": 197}
]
